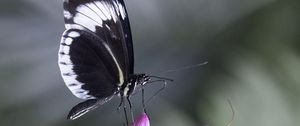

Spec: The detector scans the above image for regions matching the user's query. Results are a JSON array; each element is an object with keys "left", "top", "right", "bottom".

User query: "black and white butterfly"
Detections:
[{"left": 58, "top": 0, "right": 171, "bottom": 121}]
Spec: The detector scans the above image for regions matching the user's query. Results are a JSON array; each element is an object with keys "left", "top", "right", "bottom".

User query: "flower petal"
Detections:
[{"left": 131, "top": 113, "right": 150, "bottom": 126}]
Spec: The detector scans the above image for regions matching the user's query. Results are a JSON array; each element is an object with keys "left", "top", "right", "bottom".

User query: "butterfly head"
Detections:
[{"left": 136, "top": 74, "right": 150, "bottom": 86}]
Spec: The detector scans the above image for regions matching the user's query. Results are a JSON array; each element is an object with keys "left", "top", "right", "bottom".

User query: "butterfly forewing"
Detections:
[
  {"left": 59, "top": 0, "right": 134, "bottom": 99},
  {"left": 116, "top": 0, "right": 134, "bottom": 73}
]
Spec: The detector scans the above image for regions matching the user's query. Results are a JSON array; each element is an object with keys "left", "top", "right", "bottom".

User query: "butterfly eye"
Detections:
[{"left": 144, "top": 77, "right": 150, "bottom": 82}]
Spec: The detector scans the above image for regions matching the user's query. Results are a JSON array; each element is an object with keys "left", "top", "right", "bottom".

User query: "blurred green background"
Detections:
[{"left": 0, "top": 0, "right": 299, "bottom": 126}]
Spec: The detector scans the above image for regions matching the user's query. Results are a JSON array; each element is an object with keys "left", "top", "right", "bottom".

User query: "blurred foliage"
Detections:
[{"left": 0, "top": 0, "right": 299, "bottom": 126}]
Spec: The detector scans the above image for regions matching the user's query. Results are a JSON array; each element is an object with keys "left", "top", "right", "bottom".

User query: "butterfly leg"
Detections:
[
  {"left": 123, "top": 99, "right": 129, "bottom": 126},
  {"left": 142, "top": 87, "right": 148, "bottom": 114},
  {"left": 145, "top": 80, "right": 168, "bottom": 108},
  {"left": 118, "top": 97, "right": 123, "bottom": 109},
  {"left": 117, "top": 97, "right": 129, "bottom": 126},
  {"left": 126, "top": 96, "right": 134, "bottom": 123}
]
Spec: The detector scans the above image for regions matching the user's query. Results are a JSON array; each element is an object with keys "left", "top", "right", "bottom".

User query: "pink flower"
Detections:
[{"left": 131, "top": 113, "right": 150, "bottom": 126}]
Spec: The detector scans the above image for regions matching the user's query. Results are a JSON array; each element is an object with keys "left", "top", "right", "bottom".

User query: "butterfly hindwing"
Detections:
[
  {"left": 68, "top": 96, "right": 114, "bottom": 120},
  {"left": 67, "top": 99, "right": 99, "bottom": 120}
]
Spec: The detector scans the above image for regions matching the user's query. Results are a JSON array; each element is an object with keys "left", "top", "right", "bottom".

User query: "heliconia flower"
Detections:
[{"left": 131, "top": 113, "right": 150, "bottom": 126}]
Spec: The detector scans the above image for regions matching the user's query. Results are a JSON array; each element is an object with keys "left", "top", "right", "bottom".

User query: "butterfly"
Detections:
[{"left": 58, "top": 0, "right": 171, "bottom": 121}]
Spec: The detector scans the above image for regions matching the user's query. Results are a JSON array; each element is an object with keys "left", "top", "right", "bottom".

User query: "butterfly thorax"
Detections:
[{"left": 118, "top": 74, "right": 150, "bottom": 97}]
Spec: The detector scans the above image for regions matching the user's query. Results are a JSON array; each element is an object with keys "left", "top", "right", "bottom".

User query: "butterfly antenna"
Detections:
[
  {"left": 156, "top": 61, "right": 208, "bottom": 75},
  {"left": 148, "top": 75, "right": 174, "bottom": 82}
]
